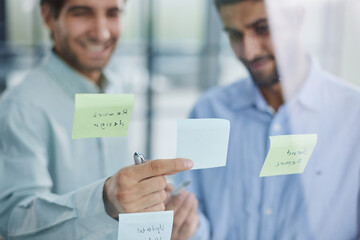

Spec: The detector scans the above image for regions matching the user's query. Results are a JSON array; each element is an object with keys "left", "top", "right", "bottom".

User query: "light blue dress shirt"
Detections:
[
  {"left": 176, "top": 60, "right": 360, "bottom": 240},
  {"left": 0, "top": 52, "right": 131, "bottom": 239}
]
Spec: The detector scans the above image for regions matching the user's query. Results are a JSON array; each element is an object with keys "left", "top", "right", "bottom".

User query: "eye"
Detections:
[
  {"left": 69, "top": 9, "right": 92, "bottom": 17},
  {"left": 255, "top": 24, "right": 269, "bottom": 36},
  {"left": 228, "top": 31, "right": 243, "bottom": 41},
  {"left": 107, "top": 9, "right": 120, "bottom": 18}
]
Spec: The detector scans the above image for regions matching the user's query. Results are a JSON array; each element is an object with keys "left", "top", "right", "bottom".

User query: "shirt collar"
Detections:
[
  {"left": 230, "top": 77, "right": 274, "bottom": 114},
  {"left": 43, "top": 51, "right": 107, "bottom": 97}
]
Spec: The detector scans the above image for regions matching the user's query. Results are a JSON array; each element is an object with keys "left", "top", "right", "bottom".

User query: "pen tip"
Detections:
[{"left": 183, "top": 180, "right": 191, "bottom": 187}]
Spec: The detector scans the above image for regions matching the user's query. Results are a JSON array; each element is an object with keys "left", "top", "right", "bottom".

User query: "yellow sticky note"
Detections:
[
  {"left": 72, "top": 94, "right": 134, "bottom": 139},
  {"left": 259, "top": 134, "right": 317, "bottom": 177}
]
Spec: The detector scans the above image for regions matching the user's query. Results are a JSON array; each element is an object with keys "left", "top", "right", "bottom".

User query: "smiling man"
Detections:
[
  {"left": 45, "top": 0, "right": 121, "bottom": 83},
  {"left": 176, "top": 0, "right": 360, "bottom": 239},
  {"left": 0, "top": 0, "right": 198, "bottom": 239}
]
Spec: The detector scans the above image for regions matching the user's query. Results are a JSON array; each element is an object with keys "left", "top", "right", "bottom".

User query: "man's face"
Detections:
[
  {"left": 219, "top": 0, "right": 279, "bottom": 88},
  {"left": 44, "top": 0, "right": 124, "bottom": 77}
]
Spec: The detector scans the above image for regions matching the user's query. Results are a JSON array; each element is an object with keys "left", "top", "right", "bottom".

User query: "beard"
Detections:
[
  {"left": 56, "top": 34, "right": 114, "bottom": 73},
  {"left": 242, "top": 55, "right": 280, "bottom": 89}
]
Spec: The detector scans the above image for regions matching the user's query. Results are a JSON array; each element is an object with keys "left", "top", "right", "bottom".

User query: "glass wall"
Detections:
[
  {"left": 1, "top": 0, "right": 360, "bottom": 159},
  {"left": 0, "top": 0, "right": 222, "bottom": 159}
]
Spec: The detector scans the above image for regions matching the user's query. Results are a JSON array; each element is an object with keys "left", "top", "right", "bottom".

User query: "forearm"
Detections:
[{"left": 5, "top": 179, "right": 117, "bottom": 240}]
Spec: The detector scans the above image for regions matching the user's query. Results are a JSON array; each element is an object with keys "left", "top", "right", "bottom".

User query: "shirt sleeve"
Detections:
[{"left": 0, "top": 101, "right": 118, "bottom": 240}]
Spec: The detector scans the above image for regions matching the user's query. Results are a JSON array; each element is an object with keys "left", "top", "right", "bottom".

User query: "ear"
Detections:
[{"left": 41, "top": 4, "right": 55, "bottom": 32}]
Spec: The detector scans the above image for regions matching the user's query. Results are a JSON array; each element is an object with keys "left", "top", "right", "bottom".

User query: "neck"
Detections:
[
  {"left": 82, "top": 71, "right": 102, "bottom": 86},
  {"left": 260, "top": 54, "right": 310, "bottom": 112},
  {"left": 53, "top": 49, "right": 103, "bottom": 87},
  {"left": 259, "top": 82, "right": 284, "bottom": 112}
]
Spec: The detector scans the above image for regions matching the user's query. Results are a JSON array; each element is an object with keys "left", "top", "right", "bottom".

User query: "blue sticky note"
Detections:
[
  {"left": 177, "top": 119, "right": 230, "bottom": 169},
  {"left": 118, "top": 211, "right": 174, "bottom": 240}
]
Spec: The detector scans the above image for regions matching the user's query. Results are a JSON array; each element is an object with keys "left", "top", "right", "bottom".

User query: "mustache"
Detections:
[{"left": 241, "top": 55, "right": 275, "bottom": 66}]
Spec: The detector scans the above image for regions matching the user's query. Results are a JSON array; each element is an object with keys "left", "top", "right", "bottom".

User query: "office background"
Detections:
[{"left": 0, "top": 0, "right": 359, "bottom": 159}]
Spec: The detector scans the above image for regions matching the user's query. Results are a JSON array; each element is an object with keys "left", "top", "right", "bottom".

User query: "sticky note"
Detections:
[
  {"left": 118, "top": 211, "right": 174, "bottom": 240},
  {"left": 72, "top": 94, "right": 134, "bottom": 139},
  {"left": 177, "top": 119, "right": 230, "bottom": 170},
  {"left": 259, "top": 134, "right": 317, "bottom": 177}
]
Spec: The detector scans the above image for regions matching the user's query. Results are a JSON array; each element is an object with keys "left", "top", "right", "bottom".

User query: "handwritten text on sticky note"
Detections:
[
  {"left": 118, "top": 211, "right": 174, "bottom": 240},
  {"left": 72, "top": 94, "right": 134, "bottom": 139},
  {"left": 259, "top": 134, "right": 317, "bottom": 177},
  {"left": 177, "top": 119, "right": 230, "bottom": 170}
]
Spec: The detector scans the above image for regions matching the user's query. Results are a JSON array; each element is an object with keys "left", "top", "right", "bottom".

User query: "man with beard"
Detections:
[
  {"left": 0, "top": 0, "right": 199, "bottom": 239},
  {"left": 176, "top": 0, "right": 360, "bottom": 239}
]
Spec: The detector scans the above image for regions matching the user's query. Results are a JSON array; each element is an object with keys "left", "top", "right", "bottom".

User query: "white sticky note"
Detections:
[
  {"left": 259, "top": 134, "right": 318, "bottom": 177},
  {"left": 118, "top": 211, "right": 174, "bottom": 240},
  {"left": 177, "top": 119, "right": 230, "bottom": 170}
]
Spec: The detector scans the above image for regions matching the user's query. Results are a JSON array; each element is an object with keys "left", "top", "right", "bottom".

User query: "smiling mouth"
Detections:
[
  {"left": 243, "top": 55, "right": 274, "bottom": 72},
  {"left": 87, "top": 44, "right": 106, "bottom": 52},
  {"left": 249, "top": 58, "right": 272, "bottom": 71},
  {"left": 80, "top": 41, "right": 114, "bottom": 55}
]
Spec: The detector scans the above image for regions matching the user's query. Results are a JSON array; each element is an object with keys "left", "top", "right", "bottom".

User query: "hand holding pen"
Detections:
[
  {"left": 165, "top": 181, "right": 199, "bottom": 240},
  {"left": 134, "top": 152, "right": 192, "bottom": 196},
  {"left": 102, "top": 153, "right": 193, "bottom": 218}
]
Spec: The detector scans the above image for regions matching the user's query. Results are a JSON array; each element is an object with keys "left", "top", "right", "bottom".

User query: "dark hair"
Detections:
[
  {"left": 40, "top": 0, "right": 66, "bottom": 18},
  {"left": 214, "top": 0, "right": 260, "bottom": 8}
]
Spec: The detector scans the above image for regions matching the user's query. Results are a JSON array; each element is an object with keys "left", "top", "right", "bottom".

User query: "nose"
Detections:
[
  {"left": 241, "top": 35, "right": 263, "bottom": 61},
  {"left": 91, "top": 15, "right": 111, "bottom": 42}
]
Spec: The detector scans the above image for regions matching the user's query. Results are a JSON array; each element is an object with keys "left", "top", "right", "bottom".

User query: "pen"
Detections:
[
  {"left": 133, "top": 152, "right": 146, "bottom": 165},
  {"left": 171, "top": 179, "right": 191, "bottom": 196}
]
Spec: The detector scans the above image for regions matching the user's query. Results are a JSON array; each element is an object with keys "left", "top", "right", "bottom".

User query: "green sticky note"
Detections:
[
  {"left": 72, "top": 94, "right": 134, "bottom": 139},
  {"left": 259, "top": 134, "right": 317, "bottom": 177}
]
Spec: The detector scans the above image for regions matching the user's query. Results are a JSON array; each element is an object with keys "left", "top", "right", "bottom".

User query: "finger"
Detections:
[
  {"left": 172, "top": 193, "right": 196, "bottom": 234},
  {"left": 165, "top": 190, "right": 188, "bottom": 211},
  {"left": 178, "top": 210, "right": 200, "bottom": 239},
  {"left": 111, "top": 174, "right": 166, "bottom": 204},
  {"left": 137, "top": 176, "right": 167, "bottom": 197},
  {"left": 176, "top": 198, "right": 199, "bottom": 239},
  {"left": 132, "top": 158, "right": 193, "bottom": 182},
  {"left": 144, "top": 202, "right": 165, "bottom": 212},
  {"left": 125, "top": 190, "right": 167, "bottom": 212},
  {"left": 165, "top": 183, "right": 174, "bottom": 192}
]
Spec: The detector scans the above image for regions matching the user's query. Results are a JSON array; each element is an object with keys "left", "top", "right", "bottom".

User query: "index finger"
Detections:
[{"left": 134, "top": 158, "right": 193, "bottom": 182}]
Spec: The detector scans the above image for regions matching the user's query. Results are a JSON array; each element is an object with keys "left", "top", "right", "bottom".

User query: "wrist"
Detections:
[{"left": 102, "top": 177, "right": 119, "bottom": 219}]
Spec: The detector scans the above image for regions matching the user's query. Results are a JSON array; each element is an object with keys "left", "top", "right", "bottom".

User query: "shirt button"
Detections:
[
  {"left": 265, "top": 208, "right": 273, "bottom": 216},
  {"left": 273, "top": 123, "right": 281, "bottom": 131}
]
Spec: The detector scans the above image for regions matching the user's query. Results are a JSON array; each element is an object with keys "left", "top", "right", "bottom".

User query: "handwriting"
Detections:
[
  {"left": 92, "top": 109, "right": 128, "bottom": 118},
  {"left": 275, "top": 159, "right": 302, "bottom": 167},
  {"left": 90, "top": 110, "right": 129, "bottom": 130},
  {"left": 93, "top": 120, "right": 125, "bottom": 130},
  {"left": 287, "top": 147, "right": 307, "bottom": 156},
  {"left": 137, "top": 224, "right": 165, "bottom": 235},
  {"left": 275, "top": 147, "right": 308, "bottom": 167}
]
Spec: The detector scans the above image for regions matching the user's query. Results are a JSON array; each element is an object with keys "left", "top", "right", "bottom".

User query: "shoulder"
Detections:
[
  {"left": 0, "top": 65, "right": 60, "bottom": 108},
  {"left": 321, "top": 71, "right": 360, "bottom": 104}
]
